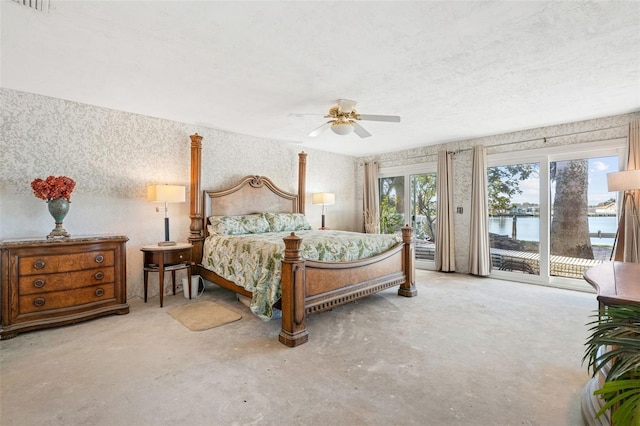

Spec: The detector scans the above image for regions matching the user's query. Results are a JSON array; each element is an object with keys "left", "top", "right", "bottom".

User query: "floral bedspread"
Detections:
[{"left": 201, "top": 230, "right": 401, "bottom": 320}]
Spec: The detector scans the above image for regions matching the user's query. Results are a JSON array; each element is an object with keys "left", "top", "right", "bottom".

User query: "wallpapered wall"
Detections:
[
  {"left": 3, "top": 88, "right": 638, "bottom": 298},
  {"left": 0, "top": 88, "right": 358, "bottom": 300},
  {"left": 362, "top": 110, "right": 640, "bottom": 273}
]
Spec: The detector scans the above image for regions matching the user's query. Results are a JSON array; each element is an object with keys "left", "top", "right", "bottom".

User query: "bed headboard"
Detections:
[
  {"left": 188, "top": 133, "right": 307, "bottom": 266},
  {"left": 204, "top": 175, "right": 299, "bottom": 217}
]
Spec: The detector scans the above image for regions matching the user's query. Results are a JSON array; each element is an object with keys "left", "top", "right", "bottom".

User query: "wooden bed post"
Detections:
[
  {"left": 189, "top": 133, "right": 204, "bottom": 273},
  {"left": 298, "top": 152, "right": 307, "bottom": 214},
  {"left": 279, "top": 232, "right": 309, "bottom": 347},
  {"left": 398, "top": 225, "right": 417, "bottom": 297},
  {"left": 188, "top": 144, "right": 414, "bottom": 347}
]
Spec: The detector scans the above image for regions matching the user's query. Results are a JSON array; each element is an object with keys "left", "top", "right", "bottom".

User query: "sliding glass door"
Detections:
[
  {"left": 411, "top": 173, "right": 437, "bottom": 242},
  {"left": 549, "top": 156, "right": 619, "bottom": 279},
  {"left": 488, "top": 143, "right": 624, "bottom": 289},
  {"left": 379, "top": 164, "right": 437, "bottom": 268},
  {"left": 379, "top": 176, "right": 405, "bottom": 234},
  {"left": 487, "top": 162, "right": 541, "bottom": 276}
]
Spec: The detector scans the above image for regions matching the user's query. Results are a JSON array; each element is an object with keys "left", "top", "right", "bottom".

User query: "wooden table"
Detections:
[
  {"left": 141, "top": 243, "right": 192, "bottom": 307},
  {"left": 583, "top": 261, "right": 640, "bottom": 307}
]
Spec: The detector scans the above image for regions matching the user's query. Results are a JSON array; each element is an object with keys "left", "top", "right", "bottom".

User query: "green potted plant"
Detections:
[{"left": 584, "top": 304, "right": 640, "bottom": 425}]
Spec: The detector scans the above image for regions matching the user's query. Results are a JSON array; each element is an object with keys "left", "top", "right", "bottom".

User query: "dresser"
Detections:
[{"left": 0, "top": 235, "right": 129, "bottom": 339}]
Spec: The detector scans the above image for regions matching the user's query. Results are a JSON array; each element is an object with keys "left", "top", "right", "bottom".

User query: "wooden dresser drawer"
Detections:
[
  {"left": 19, "top": 283, "right": 115, "bottom": 314},
  {"left": 1, "top": 236, "right": 129, "bottom": 339},
  {"left": 18, "top": 267, "right": 115, "bottom": 295},
  {"left": 18, "top": 250, "right": 115, "bottom": 275}
]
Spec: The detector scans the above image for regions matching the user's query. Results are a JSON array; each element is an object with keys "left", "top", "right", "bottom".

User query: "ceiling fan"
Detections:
[{"left": 297, "top": 99, "right": 400, "bottom": 138}]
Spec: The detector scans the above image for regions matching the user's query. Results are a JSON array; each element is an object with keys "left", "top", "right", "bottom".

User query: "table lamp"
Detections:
[
  {"left": 147, "top": 184, "right": 186, "bottom": 246},
  {"left": 312, "top": 192, "right": 335, "bottom": 230}
]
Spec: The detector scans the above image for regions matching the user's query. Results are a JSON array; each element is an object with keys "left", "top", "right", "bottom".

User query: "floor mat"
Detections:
[{"left": 168, "top": 300, "right": 242, "bottom": 331}]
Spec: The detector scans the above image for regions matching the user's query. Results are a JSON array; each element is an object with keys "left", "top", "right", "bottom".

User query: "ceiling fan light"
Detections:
[{"left": 331, "top": 121, "right": 354, "bottom": 135}]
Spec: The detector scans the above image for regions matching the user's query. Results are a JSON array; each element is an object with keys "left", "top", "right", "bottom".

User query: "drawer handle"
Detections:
[
  {"left": 95, "top": 288, "right": 105, "bottom": 297},
  {"left": 33, "top": 279, "right": 46, "bottom": 288},
  {"left": 33, "top": 260, "right": 46, "bottom": 269},
  {"left": 95, "top": 271, "right": 105, "bottom": 280},
  {"left": 34, "top": 298, "right": 46, "bottom": 307},
  {"left": 95, "top": 254, "right": 105, "bottom": 263}
]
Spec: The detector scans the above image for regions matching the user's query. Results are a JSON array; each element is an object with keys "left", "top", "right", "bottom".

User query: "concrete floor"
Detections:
[{"left": 1, "top": 270, "right": 596, "bottom": 425}]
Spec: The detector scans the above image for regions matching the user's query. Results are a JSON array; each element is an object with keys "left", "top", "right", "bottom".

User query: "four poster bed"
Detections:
[{"left": 187, "top": 134, "right": 416, "bottom": 346}]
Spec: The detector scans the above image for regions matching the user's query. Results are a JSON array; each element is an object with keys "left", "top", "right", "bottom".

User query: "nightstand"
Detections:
[{"left": 140, "top": 243, "right": 192, "bottom": 307}]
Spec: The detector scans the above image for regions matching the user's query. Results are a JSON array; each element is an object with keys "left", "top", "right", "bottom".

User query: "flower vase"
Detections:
[{"left": 47, "top": 198, "right": 71, "bottom": 239}]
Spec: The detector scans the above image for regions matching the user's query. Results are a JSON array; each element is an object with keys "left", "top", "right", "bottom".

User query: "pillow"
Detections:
[
  {"left": 208, "top": 214, "right": 271, "bottom": 235},
  {"left": 264, "top": 212, "right": 311, "bottom": 232}
]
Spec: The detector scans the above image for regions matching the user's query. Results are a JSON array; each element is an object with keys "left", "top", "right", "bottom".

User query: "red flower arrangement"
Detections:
[{"left": 31, "top": 176, "right": 76, "bottom": 202}]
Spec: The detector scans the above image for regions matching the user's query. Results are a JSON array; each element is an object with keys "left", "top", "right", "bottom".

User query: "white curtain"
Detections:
[
  {"left": 363, "top": 161, "right": 380, "bottom": 234},
  {"left": 468, "top": 145, "right": 492, "bottom": 275},
  {"left": 436, "top": 151, "right": 456, "bottom": 271},
  {"left": 613, "top": 119, "right": 640, "bottom": 262}
]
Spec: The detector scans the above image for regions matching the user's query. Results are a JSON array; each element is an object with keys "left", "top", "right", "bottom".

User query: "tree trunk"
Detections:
[{"left": 551, "top": 160, "right": 594, "bottom": 259}]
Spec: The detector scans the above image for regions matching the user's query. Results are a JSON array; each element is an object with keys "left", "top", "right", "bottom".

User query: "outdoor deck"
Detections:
[
  {"left": 489, "top": 248, "right": 604, "bottom": 278},
  {"left": 414, "top": 240, "right": 605, "bottom": 279},
  {"left": 415, "top": 240, "right": 435, "bottom": 260}
]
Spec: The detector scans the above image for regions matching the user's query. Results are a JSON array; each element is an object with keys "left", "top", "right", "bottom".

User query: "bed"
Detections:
[{"left": 187, "top": 134, "right": 416, "bottom": 346}]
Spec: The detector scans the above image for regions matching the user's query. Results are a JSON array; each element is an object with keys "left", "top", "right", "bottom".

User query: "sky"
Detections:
[
  {"left": 510, "top": 155, "right": 620, "bottom": 206},
  {"left": 587, "top": 156, "right": 620, "bottom": 205}
]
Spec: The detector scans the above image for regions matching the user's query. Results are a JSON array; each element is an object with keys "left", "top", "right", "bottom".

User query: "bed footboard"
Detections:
[
  {"left": 188, "top": 135, "right": 416, "bottom": 348},
  {"left": 279, "top": 226, "right": 416, "bottom": 347}
]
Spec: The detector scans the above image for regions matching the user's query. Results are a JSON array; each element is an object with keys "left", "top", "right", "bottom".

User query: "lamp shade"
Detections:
[
  {"left": 147, "top": 185, "right": 186, "bottom": 203},
  {"left": 312, "top": 192, "right": 335, "bottom": 205},
  {"left": 607, "top": 170, "right": 640, "bottom": 192}
]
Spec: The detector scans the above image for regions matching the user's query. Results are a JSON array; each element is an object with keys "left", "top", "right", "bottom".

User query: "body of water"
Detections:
[{"left": 488, "top": 216, "right": 617, "bottom": 246}]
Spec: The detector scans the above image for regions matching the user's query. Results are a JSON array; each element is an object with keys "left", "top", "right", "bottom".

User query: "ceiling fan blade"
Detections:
[
  {"left": 308, "top": 121, "right": 332, "bottom": 137},
  {"left": 352, "top": 121, "right": 372, "bottom": 138},
  {"left": 288, "top": 113, "right": 325, "bottom": 117},
  {"left": 357, "top": 114, "right": 401, "bottom": 123},
  {"left": 337, "top": 99, "right": 357, "bottom": 114}
]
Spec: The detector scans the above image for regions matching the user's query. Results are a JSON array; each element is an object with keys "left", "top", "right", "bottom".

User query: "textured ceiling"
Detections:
[{"left": 2, "top": 1, "right": 639, "bottom": 156}]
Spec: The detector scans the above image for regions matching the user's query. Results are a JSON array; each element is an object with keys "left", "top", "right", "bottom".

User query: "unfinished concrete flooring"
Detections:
[{"left": 1, "top": 270, "right": 595, "bottom": 425}]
